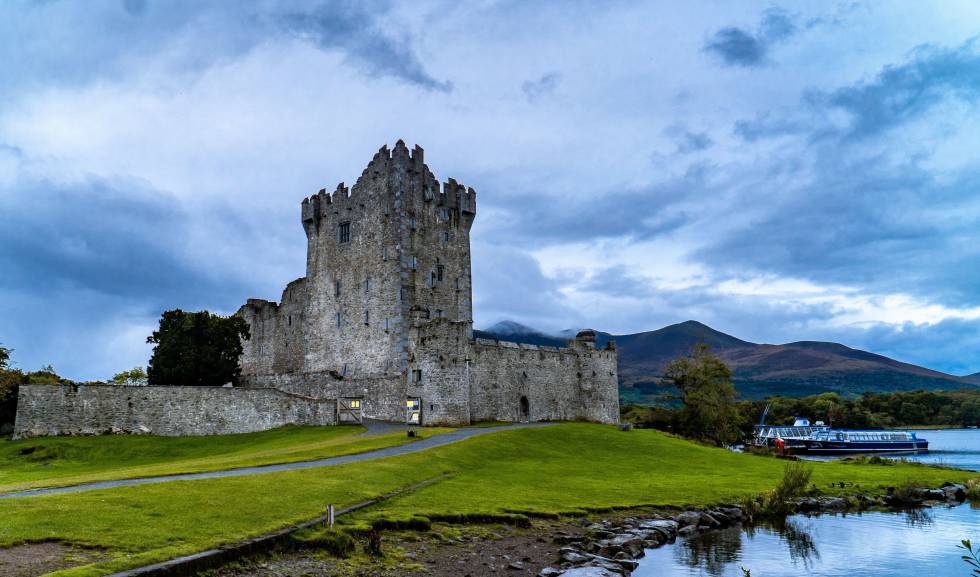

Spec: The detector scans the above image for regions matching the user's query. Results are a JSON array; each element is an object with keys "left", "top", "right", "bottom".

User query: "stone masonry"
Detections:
[
  {"left": 13, "top": 141, "right": 619, "bottom": 438},
  {"left": 237, "top": 141, "right": 619, "bottom": 426}
]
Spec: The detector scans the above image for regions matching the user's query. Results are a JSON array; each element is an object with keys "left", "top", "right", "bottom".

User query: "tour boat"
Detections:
[
  {"left": 751, "top": 404, "right": 929, "bottom": 455},
  {"left": 796, "top": 429, "right": 929, "bottom": 455}
]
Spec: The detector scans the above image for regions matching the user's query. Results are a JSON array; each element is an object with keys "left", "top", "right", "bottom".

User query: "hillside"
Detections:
[{"left": 477, "top": 320, "right": 980, "bottom": 400}]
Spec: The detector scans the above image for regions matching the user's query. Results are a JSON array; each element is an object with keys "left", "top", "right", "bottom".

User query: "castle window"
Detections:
[
  {"left": 364, "top": 310, "right": 370, "bottom": 325},
  {"left": 364, "top": 277, "right": 371, "bottom": 292},
  {"left": 430, "top": 272, "right": 437, "bottom": 287},
  {"left": 338, "top": 222, "right": 351, "bottom": 244},
  {"left": 435, "top": 309, "right": 443, "bottom": 318},
  {"left": 336, "top": 312, "right": 342, "bottom": 327},
  {"left": 410, "top": 216, "right": 417, "bottom": 230},
  {"left": 410, "top": 255, "right": 417, "bottom": 270},
  {"left": 436, "top": 264, "right": 445, "bottom": 282},
  {"left": 438, "top": 207, "right": 449, "bottom": 220},
  {"left": 288, "top": 315, "right": 292, "bottom": 326},
  {"left": 442, "top": 231, "right": 451, "bottom": 242},
  {"left": 454, "top": 277, "right": 460, "bottom": 290},
  {"left": 382, "top": 246, "right": 388, "bottom": 261},
  {"left": 384, "top": 317, "right": 390, "bottom": 331},
  {"left": 335, "top": 280, "right": 341, "bottom": 297},
  {"left": 413, "top": 369, "right": 422, "bottom": 383}
]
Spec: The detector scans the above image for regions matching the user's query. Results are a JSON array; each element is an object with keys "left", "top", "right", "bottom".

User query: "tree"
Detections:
[
  {"left": 146, "top": 309, "right": 250, "bottom": 386},
  {"left": 111, "top": 366, "right": 148, "bottom": 386},
  {"left": 0, "top": 343, "right": 10, "bottom": 369},
  {"left": 664, "top": 343, "right": 742, "bottom": 445}
]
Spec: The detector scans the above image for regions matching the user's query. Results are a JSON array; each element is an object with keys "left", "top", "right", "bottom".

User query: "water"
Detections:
[
  {"left": 636, "top": 429, "right": 980, "bottom": 577},
  {"left": 800, "top": 428, "right": 980, "bottom": 472},
  {"left": 634, "top": 504, "right": 980, "bottom": 577}
]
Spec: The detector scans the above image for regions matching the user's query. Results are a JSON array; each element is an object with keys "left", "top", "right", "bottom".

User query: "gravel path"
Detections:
[{"left": 0, "top": 422, "right": 548, "bottom": 500}]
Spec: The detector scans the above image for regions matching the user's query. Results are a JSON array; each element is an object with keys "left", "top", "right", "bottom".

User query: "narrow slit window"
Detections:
[
  {"left": 364, "top": 277, "right": 370, "bottom": 292},
  {"left": 336, "top": 311, "right": 342, "bottom": 327},
  {"left": 436, "top": 264, "right": 445, "bottom": 282},
  {"left": 413, "top": 369, "right": 422, "bottom": 383},
  {"left": 335, "top": 280, "right": 341, "bottom": 297},
  {"left": 364, "top": 310, "right": 370, "bottom": 325}
]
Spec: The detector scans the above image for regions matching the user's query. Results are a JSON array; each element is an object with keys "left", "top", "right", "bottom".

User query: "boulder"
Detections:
[
  {"left": 820, "top": 497, "right": 848, "bottom": 510},
  {"left": 608, "top": 534, "right": 644, "bottom": 558},
  {"left": 943, "top": 484, "right": 967, "bottom": 502},
  {"left": 675, "top": 511, "right": 701, "bottom": 528},
  {"left": 699, "top": 513, "right": 722, "bottom": 528},
  {"left": 560, "top": 548, "right": 591, "bottom": 564},
  {"left": 538, "top": 568, "right": 562, "bottom": 577},
  {"left": 677, "top": 525, "right": 699, "bottom": 538}
]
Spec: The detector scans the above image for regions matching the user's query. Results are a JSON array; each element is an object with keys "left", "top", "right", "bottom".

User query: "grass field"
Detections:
[
  {"left": 0, "top": 423, "right": 975, "bottom": 577},
  {"left": 0, "top": 424, "right": 454, "bottom": 494}
]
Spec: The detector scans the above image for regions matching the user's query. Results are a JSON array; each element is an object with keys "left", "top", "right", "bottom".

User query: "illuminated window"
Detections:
[{"left": 350, "top": 399, "right": 361, "bottom": 409}]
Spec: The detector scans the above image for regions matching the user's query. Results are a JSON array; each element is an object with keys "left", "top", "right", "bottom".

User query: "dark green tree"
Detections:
[
  {"left": 0, "top": 343, "right": 9, "bottom": 369},
  {"left": 146, "top": 309, "right": 250, "bottom": 386},
  {"left": 665, "top": 343, "right": 742, "bottom": 445}
]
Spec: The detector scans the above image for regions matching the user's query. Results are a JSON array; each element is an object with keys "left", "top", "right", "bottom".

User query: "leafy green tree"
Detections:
[
  {"left": 665, "top": 343, "right": 742, "bottom": 445},
  {"left": 110, "top": 366, "right": 148, "bottom": 386},
  {"left": 0, "top": 344, "right": 9, "bottom": 369},
  {"left": 146, "top": 309, "right": 250, "bottom": 386}
]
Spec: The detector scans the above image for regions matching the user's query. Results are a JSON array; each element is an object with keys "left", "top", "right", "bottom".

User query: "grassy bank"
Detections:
[
  {"left": 0, "top": 425, "right": 453, "bottom": 494},
  {"left": 0, "top": 423, "right": 974, "bottom": 576}
]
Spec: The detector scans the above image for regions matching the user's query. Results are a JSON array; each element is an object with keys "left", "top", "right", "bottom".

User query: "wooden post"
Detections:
[{"left": 328, "top": 504, "right": 335, "bottom": 528}]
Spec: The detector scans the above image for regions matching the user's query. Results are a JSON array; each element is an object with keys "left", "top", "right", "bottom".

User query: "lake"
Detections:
[{"left": 635, "top": 428, "right": 980, "bottom": 577}]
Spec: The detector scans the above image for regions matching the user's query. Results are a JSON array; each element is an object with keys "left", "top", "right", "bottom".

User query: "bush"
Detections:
[{"left": 291, "top": 528, "right": 356, "bottom": 557}]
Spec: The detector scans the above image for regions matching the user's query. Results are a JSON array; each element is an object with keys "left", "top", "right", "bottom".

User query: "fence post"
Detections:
[{"left": 328, "top": 503, "right": 335, "bottom": 528}]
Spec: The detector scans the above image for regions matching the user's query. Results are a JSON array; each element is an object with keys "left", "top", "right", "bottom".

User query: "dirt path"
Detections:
[{"left": 0, "top": 423, "right": 549, "bottom": 500}]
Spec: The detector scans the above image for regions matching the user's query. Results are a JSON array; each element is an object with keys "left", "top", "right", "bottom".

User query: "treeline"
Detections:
[{"left": 623, "top": 389, "right": 980, "bottom": 439}]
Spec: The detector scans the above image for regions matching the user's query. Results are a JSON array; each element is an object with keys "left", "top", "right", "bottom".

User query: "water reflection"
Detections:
[
  {"left": 902, "top": 507, "right": 933, "bottom": 528},
  {"left": 677, "top": 518, "right": 821, "bottom": 576},
  {"left": 637, "top": 504, "right": 980, "bottom": 577}
]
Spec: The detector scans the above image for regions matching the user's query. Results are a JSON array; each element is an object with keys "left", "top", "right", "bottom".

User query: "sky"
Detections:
[{"left": 2, "top": 1, "right": 980, "bottom": 380}]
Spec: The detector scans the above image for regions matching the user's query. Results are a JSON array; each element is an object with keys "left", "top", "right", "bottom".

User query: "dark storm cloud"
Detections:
[
  {"left": 702, "top": 38, "right": 980, "bottom": 309},
  {"left": 704, "top": 8, "right": 797, "bottom": 67},
  {"left": 0, "top": 1, "right": 449, "bottom": 96},
  {"left": 0, "top": 176, "right": 247, "bottom": 305}
]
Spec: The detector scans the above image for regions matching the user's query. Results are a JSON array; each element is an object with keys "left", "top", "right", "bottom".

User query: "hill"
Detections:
[{"left": 477, "top": 320, "right": 980, "bottom": 400}]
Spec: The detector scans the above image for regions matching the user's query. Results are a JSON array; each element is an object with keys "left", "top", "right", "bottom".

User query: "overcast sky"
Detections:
[{"left": 2, "top": 1, "right": 980, "bottom": 380}]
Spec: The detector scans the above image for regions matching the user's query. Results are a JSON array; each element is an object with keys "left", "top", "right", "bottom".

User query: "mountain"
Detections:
[
  {"left": 477, "top": 320, "right": 980, "bottom": 400},
  {"left": 474, "top": 321, "right": 566, "bottom": 348}
]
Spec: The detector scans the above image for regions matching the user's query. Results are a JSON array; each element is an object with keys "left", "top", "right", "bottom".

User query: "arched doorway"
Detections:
[{"left": 519, "top": 396, "right": 530, "bottom": 422}]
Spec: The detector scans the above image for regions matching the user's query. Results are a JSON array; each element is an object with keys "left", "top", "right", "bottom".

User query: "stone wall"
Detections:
[
  {"left": 467, "top": 334, "right": 619, "bottom": 424},
  {"left": 13, "top": 384, "right": 336, "bottom": 439}
]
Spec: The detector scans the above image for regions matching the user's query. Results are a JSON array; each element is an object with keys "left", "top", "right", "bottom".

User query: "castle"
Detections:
[
  {"left": 236, "top": 141, "right": 619, "bottom": 426},
  {"left": 13, "top": 142, "right": 618, "bottom": 438}
]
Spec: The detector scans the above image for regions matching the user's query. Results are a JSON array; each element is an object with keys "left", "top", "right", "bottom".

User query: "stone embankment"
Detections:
[{"left": 536, "top": 482, "right": 970, "bottom": 577}]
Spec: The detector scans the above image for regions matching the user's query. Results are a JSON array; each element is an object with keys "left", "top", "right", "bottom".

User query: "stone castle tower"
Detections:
[{"left": 238, "top": 141, "right": 619, "bottom": 426}]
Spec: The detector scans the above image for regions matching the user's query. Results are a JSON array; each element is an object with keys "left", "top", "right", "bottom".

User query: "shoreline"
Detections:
[{"left": 205, "top": 483, "right": 971, "bottom": 577}]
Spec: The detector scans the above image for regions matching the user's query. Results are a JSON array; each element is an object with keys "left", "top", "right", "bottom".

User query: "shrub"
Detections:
[
  {"left": 965, "top": 479, "right": 980, "bottom": 501},
  {"left": 291, "top": 528, "right": 356, "bottom": 557}
]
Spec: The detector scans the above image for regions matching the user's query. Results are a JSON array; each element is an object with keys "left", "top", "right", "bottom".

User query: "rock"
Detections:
[
  {"left": 699, "top": 513, "right": 721, "bottom": 528},
  {"left": 538, "top": 568, "right": 561, "bottom": 577},
  {"left": 558, "top": 567, "right": 621, "bottom": 577},
  {"left": 943, "top": 484, "right": 967, "bottom": 501},
  {"left": 560, "top": 548, "right": 591, "bottom": 564},
  {"left": 675, "top": 511, "right": 701, "bottom": 528},
  {"left": 404, "top": 551, "right": 417, "bottom": 560},
  {"left": 820, "top": 497, "right": 848, "bottom": 510},
  {"left": 639, "top": 519, "right": 679, "bottom": 534},
  {"left": 608, "top": 534, "right": 644, "bottom": 558},
  {"left": 719, "top": 506, "right": 743, "bottom": 521},
  {"left": 918, "top": 488, "right": 946, "bottom": 501},
  {"left": 586, "top": 558, "right": 629, "bottom": 575},
  {"left": 508, "top": 561, "right": 525, "bottom": 570},
  {"left": 677, "top": 525, "right": 699, "bottom": 538}
]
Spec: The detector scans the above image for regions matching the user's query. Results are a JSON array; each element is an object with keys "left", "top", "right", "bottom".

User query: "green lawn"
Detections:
[
  {"left": 0, "top": 423, "right": 974, "bottom": 577},
  {"left": 0, "top": 425, "right": 453, "bottom": 494}
]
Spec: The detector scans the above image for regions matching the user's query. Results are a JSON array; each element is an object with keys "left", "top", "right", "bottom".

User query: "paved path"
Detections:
[{"left": 0, "top": 423, "right": 548, "bottom": 500}]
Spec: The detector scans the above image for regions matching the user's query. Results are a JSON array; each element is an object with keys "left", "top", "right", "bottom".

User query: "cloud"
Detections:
[
  {"left": 704, "top": 8, "right": 797, "bottom": 67},
  {"left": 521, "top": 72, "right": 561, "bottom": 102},
  {"left": 664, "top": 124, "right": 713, "bottom": 153},
  {"left": 280, "top": 1, "right": 453, "bottom": 92}
]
